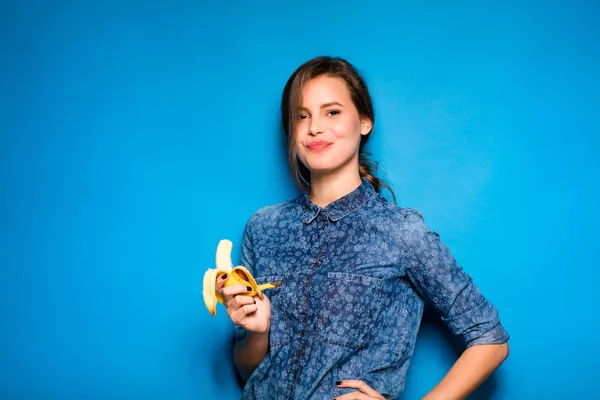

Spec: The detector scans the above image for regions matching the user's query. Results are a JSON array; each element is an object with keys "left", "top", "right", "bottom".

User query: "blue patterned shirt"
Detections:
[{"left": 235, "top": 178, "right": 509, "bottom": 399}]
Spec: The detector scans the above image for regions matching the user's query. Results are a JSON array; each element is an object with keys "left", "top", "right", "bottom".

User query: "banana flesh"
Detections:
[{"left": 203, "top": 239, "right": 281, "bottom": 316}]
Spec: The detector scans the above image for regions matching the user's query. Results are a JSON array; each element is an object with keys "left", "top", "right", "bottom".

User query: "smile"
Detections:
[{"left": 307, "top": 141, "right": 333, "bottom": 151}]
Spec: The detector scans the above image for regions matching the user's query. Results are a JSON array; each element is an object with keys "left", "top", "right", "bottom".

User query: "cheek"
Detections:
[
  {"left": 294, "top": 135, "right": 307, "bottom": 161},
  {"left": 294, "top": 132, "right": 302, "bottom": 150},
  {"left": 330, "top": 119, "right": 362, "bottom": 143}
]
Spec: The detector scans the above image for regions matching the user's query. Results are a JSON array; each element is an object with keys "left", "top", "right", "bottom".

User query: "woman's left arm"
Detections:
[
  {"left": 336, "top": 210, "right": 509, "bottom": 400},
  {"left": 422, "top": 342, "right": 509, "bottom": 400},
  {"left": 335, "top": 342, "right": 508, "bottom": 400},
  {"left": 400, "top": 209, "right": 510, "bottom": 398}
]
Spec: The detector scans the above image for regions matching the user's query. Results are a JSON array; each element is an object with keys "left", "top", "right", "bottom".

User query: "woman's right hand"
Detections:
[{"left": 216, "top": 273, "right": 271, "bottom": 334}]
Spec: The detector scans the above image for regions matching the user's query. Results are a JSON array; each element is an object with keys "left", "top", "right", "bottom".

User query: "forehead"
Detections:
[{"left": 300, "top": 75, "right": 351, "bottom": 105}]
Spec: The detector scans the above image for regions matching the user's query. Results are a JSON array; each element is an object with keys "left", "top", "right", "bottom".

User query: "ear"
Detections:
[{"left": 360, "top": 118, "right": 373, "bottom": 136}]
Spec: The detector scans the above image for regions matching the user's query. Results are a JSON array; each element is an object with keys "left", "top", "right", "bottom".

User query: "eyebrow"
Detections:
[
  {"left": 320, "top": 101, "right": 343, "bottom": 109},
  {"left": 298, "top": 101, "right": 344, "bottom": 111}
]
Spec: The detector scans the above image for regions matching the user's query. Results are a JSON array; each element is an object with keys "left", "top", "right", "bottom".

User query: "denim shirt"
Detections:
[{"left": 235, "top": 178, "right": 509, "bottom": 400}]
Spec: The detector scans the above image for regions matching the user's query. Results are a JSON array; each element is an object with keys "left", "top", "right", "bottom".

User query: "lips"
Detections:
[{"left": 307, "top": 141, "right": 333, "bottom": 151}]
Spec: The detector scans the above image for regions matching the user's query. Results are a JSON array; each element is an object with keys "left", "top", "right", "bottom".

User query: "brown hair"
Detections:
[{"left": 280, "top": 56, "right": 396, "bottom": 203}]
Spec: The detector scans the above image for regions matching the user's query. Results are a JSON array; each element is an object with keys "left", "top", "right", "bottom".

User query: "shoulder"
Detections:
[
  {"left": 370, "top": 194, "right": 425, "bottom": 225},
  {"left": 245, "top": 198, "right": 301, "bottom": 230},
  {"left": 369, "top": 195, "right": 430, "bottom": 239}
]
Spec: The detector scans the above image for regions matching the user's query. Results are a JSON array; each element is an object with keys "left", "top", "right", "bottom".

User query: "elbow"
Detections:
[
  {"left": 466, "top": 341, "right": 509, "bottom": 369},
  {"left": 486, "top": 342, "right": 509, "bottom": 368},
  {"left": 462, "top": 322, "right": 510, "bottom": 365},
  {"left": 498, "top": 342, "right": 509, "bottom": 363}
]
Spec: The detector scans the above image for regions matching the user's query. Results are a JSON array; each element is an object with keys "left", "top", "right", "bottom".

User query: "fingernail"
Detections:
[
  {"left": 246, "top": 286, "right": 252, "bottom": 291},
  {"left": 253, "top": 299, "right": 256, "bottom": 304},
  {"left": 221, "top": 273, "right": 227, "bottom": 280},
  {"left": 336, "top": 380, "right": 342, "bottom": 385}
]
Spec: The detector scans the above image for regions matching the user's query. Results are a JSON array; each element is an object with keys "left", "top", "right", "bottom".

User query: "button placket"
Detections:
[{"left": 288, "top": 209, "right": 329, "bottom": 399}]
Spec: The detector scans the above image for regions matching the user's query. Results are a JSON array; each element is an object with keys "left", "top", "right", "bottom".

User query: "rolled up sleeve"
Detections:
[{"left": 400, "top": 209, "right": 509, "bottom": 348}]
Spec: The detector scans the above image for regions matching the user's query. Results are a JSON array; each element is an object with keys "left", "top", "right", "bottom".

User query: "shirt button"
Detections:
[{"left": 309, "top": 258, "right": 316, "bottom": 264}]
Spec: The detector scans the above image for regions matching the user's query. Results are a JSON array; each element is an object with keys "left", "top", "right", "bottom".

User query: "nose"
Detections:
[{"left": 308, "top": 115, "right": 323, "bottom": 136}]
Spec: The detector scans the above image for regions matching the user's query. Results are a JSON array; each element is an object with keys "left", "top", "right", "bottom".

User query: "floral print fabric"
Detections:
[{"left": 235, "top": 178, "right": 509, "bottom": 399}]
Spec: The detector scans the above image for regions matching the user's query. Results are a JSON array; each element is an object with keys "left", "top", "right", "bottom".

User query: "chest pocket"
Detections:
[
  {"left": 310, "top": 272, "right": 384, "bottom": 349},
  {"left": 255, "top": 275, "right": 290, "bottom": 349}
]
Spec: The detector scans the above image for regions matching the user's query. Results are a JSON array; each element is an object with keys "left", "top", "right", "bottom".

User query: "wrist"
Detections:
[
  {"left": 247, "top": 326, "right": 270, "bottom": 339},
  {"left": 248, "top": 319, "right": 270, "bottom": 335}
]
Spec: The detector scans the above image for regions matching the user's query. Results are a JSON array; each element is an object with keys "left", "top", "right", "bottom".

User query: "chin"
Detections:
[
  {"left": 301, "top": 158, "right": 333, "bottom": 172},
  {"left": 302, "top": 155, "right": 357, "bottom": 176},
  {"left": 305, "top": 164, "right": 342, "bottom": 176}
]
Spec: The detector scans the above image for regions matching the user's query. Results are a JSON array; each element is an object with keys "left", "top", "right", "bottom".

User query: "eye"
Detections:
[
  {"left": 327, "top": 110, "right": 341, "bottom": 116},
  {"left": 297, "top": 113, "right": 309, "bottom": 121}
]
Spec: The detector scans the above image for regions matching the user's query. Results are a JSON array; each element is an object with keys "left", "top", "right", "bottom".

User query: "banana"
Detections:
[{"left": 203, "top": 239, "right": 281, "bottom": 316}]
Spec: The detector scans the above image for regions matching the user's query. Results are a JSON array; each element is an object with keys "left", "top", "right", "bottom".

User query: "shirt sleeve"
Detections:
[
  {"left": 400, "top": 209, "right": 509, "bottom": 347},
  {"left": 234, "top": 215, "right": 257, "bottom": 343}
]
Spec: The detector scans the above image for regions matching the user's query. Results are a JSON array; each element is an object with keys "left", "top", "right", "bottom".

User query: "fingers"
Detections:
[
  {"left": 215, "top": 273, "right": 228, "bottom": 293},
  {"left": 230, "top": 293, "right": 256, "bottom": 309},
  {"left": 221, "top": 283, "right": 252, "bottom": 297},
  {"left": 333, "top": 392, "right": 371, "bottom": 400},
  {"left": 335, "top": 380, "right": 385, "bottom": 400},
  {"left": 227, "top": 296, "right": 258, "bottom": 325},
  {"left": 214, "top": 275, "right": 258, "bottom": 326},
  {"left": 215, "top": 274, "right": 250, "bottom": 295},
  {"left": 221, "top": 286, "right": 252, "bottom": 308},
  {"left": 228, "top": 302, "right": 259, "bottom": 325},
  {"left": 215, "top": 274, "right": 251, "bottom": 295},
  {"left": 222, "top": 287, "right": 257, "bottom": 325}
]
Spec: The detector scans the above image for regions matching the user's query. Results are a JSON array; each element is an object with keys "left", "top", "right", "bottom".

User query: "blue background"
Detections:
[{"left": 1, "top": 1, "right": 598, "bottom": 398}]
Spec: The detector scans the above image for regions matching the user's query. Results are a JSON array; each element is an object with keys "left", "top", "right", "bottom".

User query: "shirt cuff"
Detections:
[
  {"left": 234, "top": 325, "right": 248, "bottom": 342},
  {"left": 464, "top": 321, "right": 510, "bottom": 348}
]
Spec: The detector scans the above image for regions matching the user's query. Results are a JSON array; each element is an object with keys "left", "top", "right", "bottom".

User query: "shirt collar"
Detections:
[{"left": 300, "top": 178, "right": 376, "bottom": 224}]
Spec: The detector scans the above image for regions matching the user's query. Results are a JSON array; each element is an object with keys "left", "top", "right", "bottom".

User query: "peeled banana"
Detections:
[{"left": 203, "top": 239, "right": 281, "bottom": 316}]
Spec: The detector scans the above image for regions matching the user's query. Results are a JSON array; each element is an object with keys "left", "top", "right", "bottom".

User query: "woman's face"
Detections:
[{"left": 295, "top": 75, "right": 371, "bottom": 178}]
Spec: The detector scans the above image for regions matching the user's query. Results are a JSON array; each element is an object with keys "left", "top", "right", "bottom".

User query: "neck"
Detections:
[{"left": 309, "top": 166, "right": 363, "bottom": 208}]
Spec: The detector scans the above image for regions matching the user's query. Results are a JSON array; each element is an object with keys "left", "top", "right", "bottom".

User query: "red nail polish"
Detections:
[
  {"left": 336, "top": 381, "right": 342, "bottom": 385},
  {"left": 222, "top": 273, "right": 228, "bottom": 280}
]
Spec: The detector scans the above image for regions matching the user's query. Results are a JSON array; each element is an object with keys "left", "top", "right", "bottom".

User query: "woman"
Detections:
[{"left": 216, "top": 56, "right": 509, "bottom": 399}]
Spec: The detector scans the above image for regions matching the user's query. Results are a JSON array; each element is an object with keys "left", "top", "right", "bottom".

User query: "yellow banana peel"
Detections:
[{"left": 202, "top": 239, "right": 281, "bottom": 316}]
